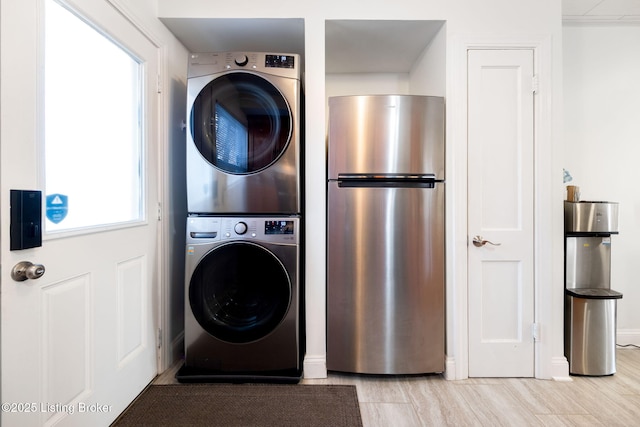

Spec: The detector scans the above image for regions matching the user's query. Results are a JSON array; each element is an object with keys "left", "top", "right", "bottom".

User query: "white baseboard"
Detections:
[
  {"left": 617, "top": 329, "right": 640, "bottom": 347},
  {"left": 550, "top": 356, "right": 571, "bottom": 381},
  {"left": 444, "top": 356, "right": 457, "bottom": 380},
  {"left": 300, "top": 332, "right": 639, "bottom": 381},
  {"left": 303, "top": 354, "right": 327, "bottom": 379}
]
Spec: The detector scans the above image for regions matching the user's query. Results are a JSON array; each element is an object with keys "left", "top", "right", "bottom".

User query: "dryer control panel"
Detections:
[{"left": 188, "top": 52, "right": 300, "bottom": 80}]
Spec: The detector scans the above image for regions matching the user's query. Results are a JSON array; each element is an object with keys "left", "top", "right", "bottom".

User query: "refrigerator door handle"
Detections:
[
  {"left": 472, "top": 235, "right": 501, "bottom": 247},
  {"left": 337, "top": 173, "right": 437, "bottom": 180},
  {"left": 336, "top": 173, "right": 439, "bottom": 188}
]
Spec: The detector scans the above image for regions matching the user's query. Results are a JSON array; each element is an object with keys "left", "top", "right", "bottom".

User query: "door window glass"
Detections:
[
  {"left": 190, "top": 73, "right": 291, "bottom": 174},
  {"left": 44, "top": 0, "right": 143, "bottom": 233}
]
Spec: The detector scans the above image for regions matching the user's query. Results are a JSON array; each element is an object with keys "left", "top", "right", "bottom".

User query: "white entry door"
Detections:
[
  {"left": 1, "top": 0, "right": 159, "bottom": 425},
  {"left": 467, "top": 49, "right": 535, "bottom": 377}
]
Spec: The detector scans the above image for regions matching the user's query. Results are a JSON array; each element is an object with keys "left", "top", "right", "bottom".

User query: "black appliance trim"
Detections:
[
  {"left": 565, "top": 232, "right": 618, "bottom": 237},
  {"left": 565, "top": 288, "right": 623, "bottom": 300}
]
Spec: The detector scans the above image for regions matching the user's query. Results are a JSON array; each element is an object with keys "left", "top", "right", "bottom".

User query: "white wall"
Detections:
[
  {"left": 563, "top": 23, "right": 640, "bottom": 345},
  {"left": 155, "top": 0, "right": 565, "bottom": 379},
  {"left": 409, "top": 22, "right": 447, "bottom": 97},
  {"left": 326, "top": 73, "right": 410, "bottom": 98}
]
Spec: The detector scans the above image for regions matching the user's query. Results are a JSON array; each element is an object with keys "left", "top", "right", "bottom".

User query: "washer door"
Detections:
[
  {"left": 190, "top": 72, "right": 292, "bottom": 174},
  {"left": 189, "top": 242, "right": 292, "bottom": 344}
]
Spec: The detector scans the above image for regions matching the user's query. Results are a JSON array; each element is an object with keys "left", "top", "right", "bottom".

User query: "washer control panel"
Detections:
[{"left": 187, "top": 216, "right": 299, "bottom": 245}]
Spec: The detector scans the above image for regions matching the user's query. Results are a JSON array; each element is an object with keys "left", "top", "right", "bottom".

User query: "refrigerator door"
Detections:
[
  {"left": 328, "top": 95, "right": 445, "bottom": 179},
  {"left": 326, "top": 182, "right": 445, "bottom": 374}
]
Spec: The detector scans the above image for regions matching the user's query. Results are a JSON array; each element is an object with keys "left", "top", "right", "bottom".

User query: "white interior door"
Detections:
[
  {"left": 467, "top": 49, "right": 535, "bottom": 377},
  {"left": 1, "top": 0, "right": 159, "bottom": 425}
]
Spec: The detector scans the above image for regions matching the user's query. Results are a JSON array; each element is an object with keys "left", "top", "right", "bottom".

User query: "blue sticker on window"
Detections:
[{"left": 46, "top": 194, "right": 68, "bottom": 224}]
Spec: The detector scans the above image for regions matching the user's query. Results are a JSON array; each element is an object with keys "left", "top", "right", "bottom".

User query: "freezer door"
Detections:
[
  {"left": 326, "top": 182, "right": 445, "bottom": 374},
  {"left": 328, "top": 95, "right": 445, "bottom": 179}
]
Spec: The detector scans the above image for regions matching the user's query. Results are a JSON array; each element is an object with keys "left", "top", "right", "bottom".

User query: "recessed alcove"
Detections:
[
  {"left": 325, "top": 20, "right": 446, "bottom": 97},
  {"left": 159, "top": 17, "right": 305, "bottom": 67}
]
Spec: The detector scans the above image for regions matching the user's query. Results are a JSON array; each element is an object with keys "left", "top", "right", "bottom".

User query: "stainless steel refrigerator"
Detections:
[{"left": 327, "top": 95, "right": 445, "bottom": 374}]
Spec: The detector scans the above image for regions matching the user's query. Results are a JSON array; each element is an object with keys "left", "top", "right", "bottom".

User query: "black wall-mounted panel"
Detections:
[{"left": 10, "top": 189, "right": 42, "bottom": 250}]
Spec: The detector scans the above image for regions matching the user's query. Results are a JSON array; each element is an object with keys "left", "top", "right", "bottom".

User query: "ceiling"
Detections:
[
  {"left": 563, "top": 0, "right": 640, "bottom": 20},
  {"left": 159, "top": 3, "right": 638, "bottom": 75}
]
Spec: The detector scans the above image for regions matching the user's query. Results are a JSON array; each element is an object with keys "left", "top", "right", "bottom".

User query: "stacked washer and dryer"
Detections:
[{"left": 177, "top": 52, "right": 303, "bottom": 382}]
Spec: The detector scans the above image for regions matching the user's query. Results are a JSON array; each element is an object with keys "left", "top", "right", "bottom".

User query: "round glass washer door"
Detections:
[
  {"left": 189, "top": 242, "right": 292, "bottom": 344},
  {"left": 190, "top": 72, "right": 292, "bottom": 175}
]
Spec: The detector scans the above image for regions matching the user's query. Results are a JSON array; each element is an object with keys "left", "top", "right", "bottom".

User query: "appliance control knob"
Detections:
[
  {"left": 234, "top": 221, "right": 248, "bottom": 235},
  {"left": 234, "top": 55, "right": 248, "bottom": 66}
]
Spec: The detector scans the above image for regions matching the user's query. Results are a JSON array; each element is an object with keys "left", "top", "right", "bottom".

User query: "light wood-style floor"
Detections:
[{"left": 156, "top": 348, "right": 640, "bottom": 426}]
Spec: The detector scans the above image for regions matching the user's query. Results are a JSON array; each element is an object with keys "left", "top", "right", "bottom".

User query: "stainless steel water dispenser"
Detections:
[{"left": 564, "top": 201, "right": 622, "bottom": 376}]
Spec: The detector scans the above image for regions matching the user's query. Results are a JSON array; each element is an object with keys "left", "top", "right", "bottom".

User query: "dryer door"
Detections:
[
  {"left": 190, "top": 72, "right": 292, "bottom": 174},
  {"left": 189, "top": 241, "right": 292, "bottom": 343}
]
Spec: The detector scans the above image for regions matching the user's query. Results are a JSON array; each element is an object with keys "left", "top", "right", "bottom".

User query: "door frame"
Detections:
[
  {"left": 446, "top": 35, "right": 568, "bottom": 380},
  {"left": 89, "top": 0, "right": 181, "bottom": 372},
  {"left": 109, "top": 0, "right": 192, "bottom": 373},
  {"left": 100, "top": 0, "right": 165, "bottom": 373}
]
